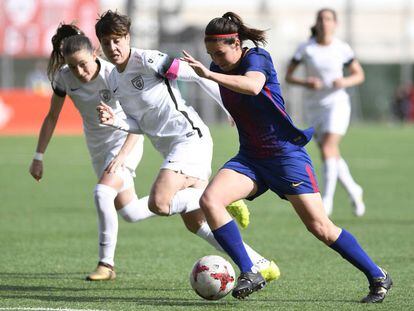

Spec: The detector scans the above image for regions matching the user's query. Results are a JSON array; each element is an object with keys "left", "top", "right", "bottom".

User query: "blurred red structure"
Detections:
[
  {"left": 0, "top": 89, "right": 82, "bottom": 135},
  {"left": 0, "top": 0, "right": 99, "bottom": 57}
]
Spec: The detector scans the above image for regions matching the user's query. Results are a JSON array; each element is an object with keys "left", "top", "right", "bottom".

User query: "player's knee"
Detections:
[
  {"left": 306, "top": 220, "right": 332, "bottom": 244},
  {"left": 199, "top": 191, "right": 213, "bottom": 212},
  {"left": 93, "top": 184, "right": 117, "bottom": 210},
  {"left": 199, "top": 191, "right": 222, "bottom": 215},
  {"left": 321, "top": 144, "right": 338, "bottom": 159},
  {"left": 148, "top": 195, "right": 170, "bottom": 216}
]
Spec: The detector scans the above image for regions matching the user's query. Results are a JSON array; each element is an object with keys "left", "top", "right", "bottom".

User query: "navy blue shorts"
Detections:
[{"left": 222, "top": 148, "right": 319, "bottom": 200}]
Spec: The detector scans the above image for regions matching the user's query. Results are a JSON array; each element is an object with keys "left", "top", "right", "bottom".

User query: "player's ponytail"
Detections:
[
  {"left": 310, "top": 26, "right": 317, "bottom": 38},
  {"left": 47, "top": 23, "right": 83, "bottom": 81},
  {"left": 204, "top": 12, "right": 267, "bottom": 47}
]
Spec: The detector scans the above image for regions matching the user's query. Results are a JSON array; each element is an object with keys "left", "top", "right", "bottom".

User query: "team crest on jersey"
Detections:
[
  {"left": 99, "top": 89, "right": 112, "bottom": 102},
  {"left": 131, "top": 75, "right": 144, "bottom": 90}
]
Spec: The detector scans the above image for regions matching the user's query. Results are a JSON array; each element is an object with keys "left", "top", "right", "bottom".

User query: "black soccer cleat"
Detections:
[
  {"left": 232, "top": 271, "right": 266, "bottom": 299},
  {"left": 361, "top": 270, "right": 393, "bottom": 303}
]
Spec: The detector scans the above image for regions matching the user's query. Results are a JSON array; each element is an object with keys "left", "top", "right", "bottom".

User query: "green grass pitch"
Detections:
[{"left": 0, "top": 124, "right": 413, "bottom": 310}]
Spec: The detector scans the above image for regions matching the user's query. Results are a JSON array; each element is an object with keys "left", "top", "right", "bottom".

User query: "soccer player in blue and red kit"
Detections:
[{"left": 182, "top": 11, "right": 392, "bottom": 303}]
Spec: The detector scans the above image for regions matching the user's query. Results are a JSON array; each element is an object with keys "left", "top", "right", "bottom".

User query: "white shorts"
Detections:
[
  {"left": 305, "top": 99, "right": 351, "bottom": 142},
  {"left": 91, "top": 135, "right": 144, "bottom": 180},
  {"left": 161, "top": 136, "right": 213, "bottom": 181}
]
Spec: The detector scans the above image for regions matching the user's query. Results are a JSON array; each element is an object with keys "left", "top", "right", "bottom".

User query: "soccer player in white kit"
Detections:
[
  {"left": 285, "top": 8, "right": 366, "bottom": 217},
  {"left": 95, "top": 10, "right": 280, "bottom": 282},
  {"left": 29, "top": 24, "right": 152, "bottom": 281}
]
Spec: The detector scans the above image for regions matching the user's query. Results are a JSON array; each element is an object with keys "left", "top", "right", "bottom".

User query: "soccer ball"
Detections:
[{"left": 189, "top": 255, "right": 236, "bottom": 300}]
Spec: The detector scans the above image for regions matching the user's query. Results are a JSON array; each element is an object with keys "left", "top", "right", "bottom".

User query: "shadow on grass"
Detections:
[
  {"left": 0, "top": 274, "right": 359, "bottom": 307},
  {"left": 0, "top": 283, "right": 187, "bottom": 293},
  {"left": 0, "top": 292, "right": 357, "bottom": 307},
  {"left": 0, "top": 294, "right": 242, "bottom": 307},
  {"left": 0, "top": 272, "right": 85, "bottom": 280}
]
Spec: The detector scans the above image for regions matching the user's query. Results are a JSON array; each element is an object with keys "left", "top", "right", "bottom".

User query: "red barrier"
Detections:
[{"left": 0, "top": 89, "right": 83, "bottom": 135}]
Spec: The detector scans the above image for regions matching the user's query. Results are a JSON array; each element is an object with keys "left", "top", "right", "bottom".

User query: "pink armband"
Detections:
[{"left": 165, "top": 58, "right": 180, "bottom": 80}]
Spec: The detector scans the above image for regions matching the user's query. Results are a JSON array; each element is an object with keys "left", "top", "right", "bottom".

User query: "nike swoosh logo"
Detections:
[
  {"left": 113, "top": 87, "right": 118, "bottom": 93},
  {"left": 291, "top": 181, "right": 304, "bottom": 187},
  {"left": 70, "top": 87, "right": 81, "bottom": 91}
]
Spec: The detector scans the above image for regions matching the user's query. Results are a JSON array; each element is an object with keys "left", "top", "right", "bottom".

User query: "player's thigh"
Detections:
[
  {"left": 203, "top": 168, "right": 258, "bottom": 207},
  {"left": 286, "top": 193, "right": 340, "bottom": 242},
  {"left": 286, "top": 192, "right": 326, "bottom": 223},
  {"left": 320, "top": 133, "right": 343, "bottom": 158},
  {"left": 98, "top": 169, "right": 124, "bottom": 191},
  {"left": 321, "top": 132, "right": 343, "bottom": 147},
  {"left": 150, "top": 168, "right": 193, "bottom": 205},
  {"left": 114, "top": 187, "right": 136, "bottom": 210}
]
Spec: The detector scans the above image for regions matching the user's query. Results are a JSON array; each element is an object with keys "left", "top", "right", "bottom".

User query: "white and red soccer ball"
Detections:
[{"left": 190, "top": 255, "right": 236, "bottom": 300}]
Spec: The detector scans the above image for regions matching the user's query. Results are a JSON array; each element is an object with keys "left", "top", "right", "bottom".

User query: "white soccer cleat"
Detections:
[
  {"left": 254, "top": 258, "right": 280, "bottom": 283},
  {"left": 322, "top": 198, "right": 333, "bottom": 216},
  {"left": 351, "top": 186, "right": 365, "bottom": 217}
]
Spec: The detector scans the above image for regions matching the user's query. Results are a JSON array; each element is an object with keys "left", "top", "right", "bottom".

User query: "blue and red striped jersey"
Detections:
[{"left": 210, "top": 47, "right": 313, "bottom": 158}]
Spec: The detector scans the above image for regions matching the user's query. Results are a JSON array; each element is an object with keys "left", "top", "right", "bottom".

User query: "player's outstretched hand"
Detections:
[
  {"left": 182, "top": 50, "right": 211, "bottom": 79},
  {"left": 97, "top": 102, "right": 115, "bottom": 126},
  {"left": 29, "top": 159, "right": 43, "bottom": 182}
]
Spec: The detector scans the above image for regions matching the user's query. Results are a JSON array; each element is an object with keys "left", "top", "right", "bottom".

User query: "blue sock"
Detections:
[
  {"left": 212, "top": 220, "right": 253, "bottom": 273},
  {"left": 330, "top": 229, "right": 384, "bottom": 281}
]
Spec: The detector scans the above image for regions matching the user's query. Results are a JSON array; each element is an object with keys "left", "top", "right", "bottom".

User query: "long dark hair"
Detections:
[
  {"left": 204, "top": 12, "right": 267, "bottom": 47},
  {"left": 47, "top": 23, "right": 83, "bottom": 81},
  {"left": 310, "top": 8, "right": 337, "bottom": 38},
  {"left": 62, "top": 35, "right": 94, "bottom": 58},
  {"left": 95, "top": 10, "right": 131, "bottom": 40}
]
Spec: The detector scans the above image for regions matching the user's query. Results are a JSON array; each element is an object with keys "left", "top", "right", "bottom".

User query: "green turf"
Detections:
[{"left": 0, "top": 124, "right": 413, "bottom": 310}]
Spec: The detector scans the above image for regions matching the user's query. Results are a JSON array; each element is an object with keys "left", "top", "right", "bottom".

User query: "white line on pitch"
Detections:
[{"left": 0, "top": 308, "right": 106, "bottom": 311}]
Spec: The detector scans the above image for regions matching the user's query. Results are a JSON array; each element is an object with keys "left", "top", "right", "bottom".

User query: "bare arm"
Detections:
[
  {"left": 285, "top": 61, "right": 323, "bottom": 90},
  {"left": 105, "top": 133, "right": 142, "bottom": 174},
  {"left": 333, "top": 59, "right": 365, "bottom": 89},
  {"left": 182, "top": 50, "right": 266, "bottom": 96},
  {"left": 29, "top": 93, "right": 65, "bottom": 181},
  {"left": 97, "top": 102, "right": 142, "bottom": 134},
  {"left": 165, "top": 59, "right": 231, "bottom": 119}
]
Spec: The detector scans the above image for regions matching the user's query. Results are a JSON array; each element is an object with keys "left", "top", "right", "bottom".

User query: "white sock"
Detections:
[
  {"left": 118, "top": 195, "right": 155, "bottom": 222},
  {"left": 337, "top": 157, "right": 361, "bottom": 196},
  {"left": 169, "top": 187, "right": 204, "bottom": 215},
  {"left": 196, "top": 222, "right": 267, "bottom": 266},
  {"left": 322, "top": 158, "right": 339, "bottom": 213},
  {"left": 196, "top": 221, "right": 223, "bottom": 251},
  {"left": 93, "top": 184, "right": 118, "bottom": 267}
]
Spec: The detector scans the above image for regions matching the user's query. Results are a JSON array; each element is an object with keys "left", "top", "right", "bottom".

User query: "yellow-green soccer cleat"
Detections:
[
  {"left": 86, "top": 263, "right": 116, "bottom": 281},
  {"left": 258, "top": 260, "right": 281, "bottom": 282},
  {"left": 226, "top": 200, "right": 250, "bottom": 229}
]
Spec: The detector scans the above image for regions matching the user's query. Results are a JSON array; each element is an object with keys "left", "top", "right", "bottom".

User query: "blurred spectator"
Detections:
[
  {"left": 391, "top": 83, "right": 414, "bottom": 122},
  {"left": 25, "top": 59, "right": 50, "bottom": 95}
]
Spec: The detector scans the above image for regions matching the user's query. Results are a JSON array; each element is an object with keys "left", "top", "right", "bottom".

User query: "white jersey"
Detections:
[
  {"left": 293, "top": 37, "right": 355, "bottom": 106},
  {"left": 52, "top": 57, "right": 142, "bottom": 177},
  {"left": 108, "top": 48, "right": 211, "bottom": 158}
]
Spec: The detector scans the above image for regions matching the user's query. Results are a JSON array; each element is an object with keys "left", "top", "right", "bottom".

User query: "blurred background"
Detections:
[{"left": 1, "top": 0, "right": 414, "bottom": 135}]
